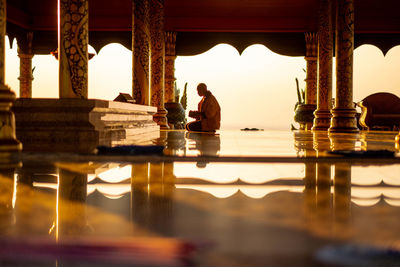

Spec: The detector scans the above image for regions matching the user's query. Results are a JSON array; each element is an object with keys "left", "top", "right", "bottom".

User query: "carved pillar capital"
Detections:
[
  {"left": 305, "top": 32, "right": 318, "bottom": 58},
  {"left": 165, "top": 31, "right": 176, "bottom": 57},
  {"left": 17, "top": 31, "right": 34, "bottom": 55}
]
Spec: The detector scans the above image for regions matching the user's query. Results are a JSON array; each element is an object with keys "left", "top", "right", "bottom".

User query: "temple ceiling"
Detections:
[{"left": 6, "top": 0, "right": 400, "bottom": 56}]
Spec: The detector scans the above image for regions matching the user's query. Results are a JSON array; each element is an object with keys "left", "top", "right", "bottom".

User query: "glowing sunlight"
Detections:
[{"left": 5, "top": 37, "right": 400, "bottom": 131}]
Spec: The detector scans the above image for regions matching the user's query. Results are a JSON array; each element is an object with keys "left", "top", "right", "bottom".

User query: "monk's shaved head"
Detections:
[{"left": 197, "top": 83, "right": 207, "bottom": 96}]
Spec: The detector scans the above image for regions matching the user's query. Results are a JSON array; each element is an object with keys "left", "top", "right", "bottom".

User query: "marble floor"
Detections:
[{"left": 1, "top": 130, "right": 400, "bottom": 266}]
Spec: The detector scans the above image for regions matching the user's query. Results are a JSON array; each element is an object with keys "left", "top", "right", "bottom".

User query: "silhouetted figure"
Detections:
[{"left": 185, "top": 83, "right": 221, "bottom": 132}]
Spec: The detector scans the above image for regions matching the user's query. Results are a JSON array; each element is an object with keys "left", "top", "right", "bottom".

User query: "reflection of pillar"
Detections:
[
  {"left": 13, "top": 169, "right": 36, "bottom": 236},
  {"left": 329, "top": 132, "right": 358, "bottom": 151},
  {"left": 313, "top": 0, "right": 333, "bottom": 131},
  {"left": 58, "top": 0, "right": 89, "bottom": 99},
  {"left": 333, "top": 163, "right": 351, "bottom": 225},
  {"left": 303, "top": 151, "right": 317, "bottom": 228},
  {"left": 0, "top": 168, "right": 15, "bottom": 234},
  {"left": 304, "top": 160, "right": 317, "bottom": 212},
  {"left": 316, "top": 163, "right": 331, "bottom": 215},
  {"left": 132, "top": 0, "right": 150, "bottom": 105},
  {"left": 131, "top": 162, "right": 174, "bottom": 235},
  {"left": 0, "top": 0, "right": 22, "bottom": 152},
  {"left": 329, "top": 0, "right": 358, "bottom": 133},
  {"left": 57, "top": 169, "right": 87, "bottom": 238},
  {"left": 313, "top": 131, "right": 332, "bottom": 224},
  {"left": 149, "top": 0, "right": 169, "bottom": 128},
  {"left": 131, "top": 163, "right": 150, "bottom": 225},
  {"left": 293, "top": 130, "right": 316, "bottom": 210},
  {"left": 18, "top": 32, "right": 34, "bottom": 98},
  {"left": 164, "top": 32, "right": 177, "bottom": 103}
]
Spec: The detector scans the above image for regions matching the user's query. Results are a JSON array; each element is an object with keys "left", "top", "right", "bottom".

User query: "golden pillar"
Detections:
[
  {"left": 296, "top": 33, "right": 318, "bottom": 130},
  {"left": 132, "top": 0, "right": 150, "bottom": 105},
  {"left": 329, "top": 0, "right": 358, "bottom": 133},
  {"left": 164, "top": 31, "right": 177, "bottom": 103},
  {"left": 313, "top": 0, "right": 333, "bottom": 131},
  {"left": 18, "top": 32, "right": 34, "bottom": 98},
  {"left": 0, "top": 0, "right": 22, "bottom": 152},
  {"left": 149, "top": 0, "right": 169, "bottom": 128},
  {"left": 58, "top": 0, "right": 89, "bottom": 99},
  {"left": 305, "top": 33, "right": 318, "bottom": 107}
]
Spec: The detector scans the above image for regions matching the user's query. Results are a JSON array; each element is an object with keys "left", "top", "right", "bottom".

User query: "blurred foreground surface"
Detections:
[{"left": 1, "top": 130, "right": 400, "bottom": 266}]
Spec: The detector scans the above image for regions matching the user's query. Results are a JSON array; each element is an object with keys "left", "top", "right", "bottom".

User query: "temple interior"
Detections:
[{"left": 1, "top": 0, "right": 400, "bottom": 266}]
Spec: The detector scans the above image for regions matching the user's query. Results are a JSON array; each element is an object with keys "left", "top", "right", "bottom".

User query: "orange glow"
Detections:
[{"left": 4, "top": 39, "right": 400, "bottom": 130}]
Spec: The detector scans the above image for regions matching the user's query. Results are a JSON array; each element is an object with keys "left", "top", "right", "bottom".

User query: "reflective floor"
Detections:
[{"left": 1, "top": 130, "right": 400, "bottom": 266}]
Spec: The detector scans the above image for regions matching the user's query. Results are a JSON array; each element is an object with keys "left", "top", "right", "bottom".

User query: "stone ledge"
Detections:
[{"left": 13, "top": 98, "right": 160, "bottom": 152}]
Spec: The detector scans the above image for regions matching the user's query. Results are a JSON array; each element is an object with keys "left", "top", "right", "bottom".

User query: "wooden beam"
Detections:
[{"left": 7, "top": 4, "right": 31, "bottom": 29}]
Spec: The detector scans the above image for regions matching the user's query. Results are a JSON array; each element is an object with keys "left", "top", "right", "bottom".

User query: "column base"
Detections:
[
  {"left": 312, "top": 109, "right": 332, "bottom": 131},
  {"left": 0, "top": 86, "right": 22, "bottom": 152},
  {"left": 329, "top": 108, "right": 359, "bottom": 133},
  {"left": 153, "top": 108, "right": 170, "bottom": 129}
]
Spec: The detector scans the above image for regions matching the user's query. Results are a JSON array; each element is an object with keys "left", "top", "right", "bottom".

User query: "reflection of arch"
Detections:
[{"left": 175, "top": 184, "right": 400, "bottom": 207}]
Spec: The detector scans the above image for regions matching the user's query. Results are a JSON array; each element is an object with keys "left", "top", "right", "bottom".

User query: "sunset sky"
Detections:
[{"left": 5, "top": 37, "right": 400, "bottom": 130}]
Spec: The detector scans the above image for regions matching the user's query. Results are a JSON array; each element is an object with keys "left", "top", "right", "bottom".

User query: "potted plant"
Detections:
[{"left": 165, "top": 82, "right": 187, "bottom": 129}]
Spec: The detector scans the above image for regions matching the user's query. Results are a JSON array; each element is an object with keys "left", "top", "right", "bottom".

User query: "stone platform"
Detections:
[{"left": 13, "top": 98, "right": 160, "bottom": 153}]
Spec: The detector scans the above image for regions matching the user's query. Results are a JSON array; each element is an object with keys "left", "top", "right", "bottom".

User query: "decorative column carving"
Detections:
[
  {"left": 58, "top": 0, "right": 89, "bottom": 99},
  {"left": 149, "top": 0, "right": 169, "bottom": 128},
  {"left": 329, "top": 0, "right": 359, "bottom": 133},
  {"left": 295, "top": 33, "right": 319, "bottom": 130},
  {"left": 305, "top": 33, "right": 318, "bottom": 106},
  {"left": 312, "top": 0, "right": 333, "bottom": 131},
  {"left": 0, "top": 0, "right": 22, "bottom": 152},
  {"left": 164, "top": 31, "right": 176, "bottom": 103},
  {"left": 132, "top": 0, "right": 150, "bottom": 105},
  {"left": 18, "top": 32, "right": 34, "bottom": 98}
]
